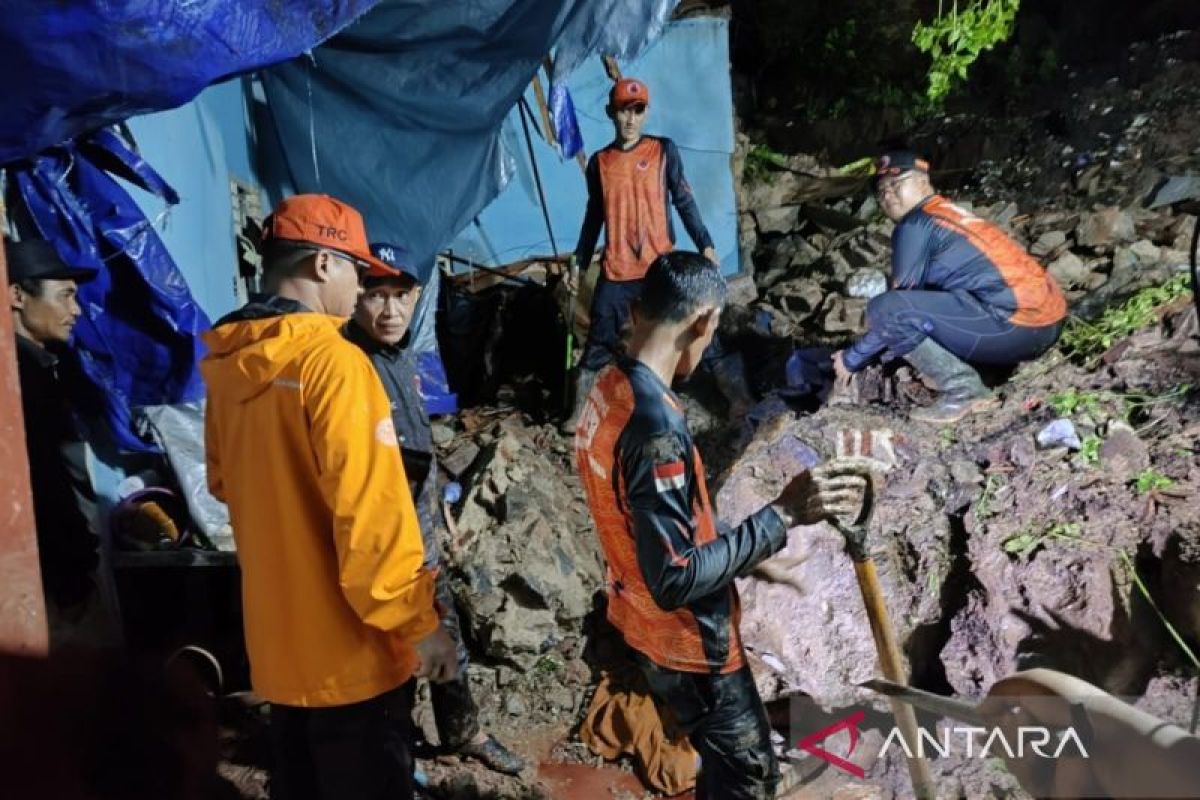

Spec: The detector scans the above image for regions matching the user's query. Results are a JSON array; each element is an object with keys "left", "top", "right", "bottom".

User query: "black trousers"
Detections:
[
  {"left": 269, "top": 682, "right": 417, "bottom": 800},
  {"left": 427, "top": 569, "right": 480, "bottom": 749},
  {"left": 581, "top": 275, "right": 645, "bottom": 371},
  {"left": 579, "top": 275, "right": 743, "bottom": 379},
  {"left": 865, "top": 289, "right": 1063, "bottom": 366},
  {"left": 637, "top": 655, "right": 780, "bottom": 800}
]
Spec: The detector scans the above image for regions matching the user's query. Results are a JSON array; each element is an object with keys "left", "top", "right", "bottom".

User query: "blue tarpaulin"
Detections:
[
  {"left": 10, "top": 130, "right": 211, "bottom": 452},
  {"left": 261, "top": 0, "right": 676, "bottom": 269},
  {"left": 1, "top": 1, "right": 382, "bottom": 449},
  {"left": 453, "top": 17, "right": 740, "bottom": 272},
  {"left": 0, "top": 0, "right": 381, "bottom": 164}
]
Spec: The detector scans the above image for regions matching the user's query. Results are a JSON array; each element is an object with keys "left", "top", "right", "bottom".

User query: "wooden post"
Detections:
[{"left": 0, "top": 239, "right": 49, "bottom": 656}]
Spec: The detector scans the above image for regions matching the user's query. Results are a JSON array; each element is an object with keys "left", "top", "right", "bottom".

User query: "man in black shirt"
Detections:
[
  {"left": 345, "top": 242, "right": 525, "bottom": 775},
  {"left": 6, "top": 238, "right": 110, "bottom": 648}
]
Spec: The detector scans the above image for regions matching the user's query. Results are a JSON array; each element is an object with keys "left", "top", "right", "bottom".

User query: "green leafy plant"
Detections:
[
  {"left": 532, "top": 654, "right": 563, "bottom": 678},
  {"left": 1048, "top": 389, "right": 1103, "bottom": 418},
  {"left": 1133, "top": 469, "right": 1175, "bottom": 495},
  {"left": 1060, "top": 275, "right": 1193, "bottom": 363},
  {"left": 1078, "top": 435, "right": 1102, "bottom": 466},
  {"left": 1003, "top": 522, "right": 1083, "bottom": 559},
  {"left": 975, "top": 473, "right": 1005, "bottom": 520},
  {"left": 1122, "top": 384, "right": 1191, "bottom": 424},
  {"left": 912, "top": 0, "right": 1021, "bottom": 103},
  {"left": 744, "top": 144, "right": 789, "bottom": 184},
  {"left": 938, "top": 427, "right": 957, "bottom": 448}
]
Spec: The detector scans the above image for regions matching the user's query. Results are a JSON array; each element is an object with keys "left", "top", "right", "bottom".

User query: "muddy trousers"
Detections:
[
  {"left": 269, "top": 682, "right": 417, "bottom": 800},
  {"left": 637, "top": 656, "right": 780, "bottom": 800},
  {"left": 424, "top": 569, "right": 480, "bottom": 748},
  {"left": 864, "top": 289, "right": 1063, "bottom": 366}
]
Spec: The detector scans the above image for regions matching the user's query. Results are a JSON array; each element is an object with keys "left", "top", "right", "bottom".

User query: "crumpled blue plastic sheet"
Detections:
[
  {"left": 10, "top": 129, "right": 211, "bottom": 452},
  {"left": 0, "top": 0, "right": 381, "bottom": 164},
  {"left": 262, "top": 0, "right": 675, "bottom": 268}
]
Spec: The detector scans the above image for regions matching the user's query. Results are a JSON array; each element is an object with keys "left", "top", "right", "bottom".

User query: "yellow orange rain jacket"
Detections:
[{"left": 201, "top": 298, "right": 438, "bottom": 707}]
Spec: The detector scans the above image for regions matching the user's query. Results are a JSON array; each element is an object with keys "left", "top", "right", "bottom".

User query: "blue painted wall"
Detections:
[
  {"left": 450, "top": 17, "right": 739, "bottom": 275},
  {"left": 123, "top": 77, "right": 266, "bottom": 322}
]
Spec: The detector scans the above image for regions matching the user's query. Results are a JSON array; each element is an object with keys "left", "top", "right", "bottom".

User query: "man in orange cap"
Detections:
[
  {"left": 563, "top": 77, "right": 732, "bottom": 433},
  {"left": 201, "top": 194, "right": 457, "bottom": 799}
]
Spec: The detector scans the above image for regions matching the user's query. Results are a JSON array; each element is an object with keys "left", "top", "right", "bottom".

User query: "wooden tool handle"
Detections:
[{"left": 854, "top": 559, "right": 938, "bottom": 800}]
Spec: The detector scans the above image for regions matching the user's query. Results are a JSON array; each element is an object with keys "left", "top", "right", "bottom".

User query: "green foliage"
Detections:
[
  {"left": 975, "top": 473, "right": 1005, "bottom": 520},
  {"left": 1133, "top": 469, "right": 1175, "bottom": 495},
  {"left": 1122, "top": 384, "right": 1191, "bottom": 424},
  {"left": 1078, "top": 435, "right": 1102, "bottom": 466},
  {"left": 532, "top": 654, "right": 562, "bottom": 677},
  {"left": 744, "top": 144, "right": 789, "bottom": 184},
  {"left": 1121, "top": 552, "right": 1200, "bottom": 674},
  {"left": 1060, "top": 275, "right": 1193, "bottom": 363},
  {"left": 938, "top": 427, "right": 957, "bottom": 448},
  {"left": 1047, "top": 389, "right": 1103, "bottom": 418},
  {"left": 1003, "top": 522, "right": 1083, "bottom": 559},
  {"left": 912, "top": 0, "right": 1021, "bottom": 103}
]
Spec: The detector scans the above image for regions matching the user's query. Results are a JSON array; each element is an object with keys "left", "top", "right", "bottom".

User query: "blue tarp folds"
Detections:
[
  {"left": 10, "top": 130, "right": 211, "bottom": 452},
  {"left": 454, "top": 18, "right": 740, "bottom": 272},
  {"left": 1, "top": 1, "right": 383, "bottom": 449},
  {"left": 0, "top": 0, "right": 381, "bottom": 164},
  {"left": 261, "top": 0, "right": 676, "bottom": 269}
]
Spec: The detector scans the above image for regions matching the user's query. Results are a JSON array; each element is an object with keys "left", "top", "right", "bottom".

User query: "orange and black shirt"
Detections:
[
  {"left": 574, "top": 357, "right": 787, "bottom": 674},
  {"left": 844, "top": 195, "right": 1067, "bottom": 371},
  {"left": 574, "top": 135, "right": 714, "bottom": 283}
]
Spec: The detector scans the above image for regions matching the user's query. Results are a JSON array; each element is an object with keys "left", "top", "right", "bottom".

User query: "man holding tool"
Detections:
[
  {"left": 574, "top": 251, "right": 867, "bottom": 799},
  {"left": 345, "top": 242, "right": 525, "bottom": 775},
  {"left": 562, "top": 78, "right": 752, "bottom": 432}
]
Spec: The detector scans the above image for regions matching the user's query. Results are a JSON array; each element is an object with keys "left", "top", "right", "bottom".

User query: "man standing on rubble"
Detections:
[
  {"left": 344, "top": 242, "right": 525, "bottom": 776},
  {"left": 833, "top": 150, "right": 1067, "bottom": 423},
  {"left": 563, "top": 77, "right": 750, "bottom": 431},
  {"left": 574, "top": 251, "right": 867, "bottom": 799},
  {"left": 201, "top": 195, "right": 457, "bottom": 800}
]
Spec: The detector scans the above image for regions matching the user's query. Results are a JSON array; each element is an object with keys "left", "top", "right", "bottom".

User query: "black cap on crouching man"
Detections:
[{"left": 872, "top": 150, "right": 931, "bottom": 188}]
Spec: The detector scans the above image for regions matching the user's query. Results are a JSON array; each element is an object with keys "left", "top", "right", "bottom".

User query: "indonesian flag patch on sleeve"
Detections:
[{"left": 653, "top": 460, "right": 686, "bottom": 493}]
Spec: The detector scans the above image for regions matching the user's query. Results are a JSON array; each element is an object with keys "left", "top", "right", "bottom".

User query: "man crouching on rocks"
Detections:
[
  {"left": 574, "top": 251, "right": 868, "bottom": 799},
  {"left": 833, "top": 150, "right": 1067, "bottom": 424}
]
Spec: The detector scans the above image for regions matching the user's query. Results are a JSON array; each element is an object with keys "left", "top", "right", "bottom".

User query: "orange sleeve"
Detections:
[{"left": 304, "top": 341, "right": 439, "bottom": 643}]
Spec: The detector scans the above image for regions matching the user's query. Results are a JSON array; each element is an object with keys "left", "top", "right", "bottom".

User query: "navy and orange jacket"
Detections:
[
  {"left": 844, "top": 195, "right": 1067, "bottom": 372},
  {"left": 574, "top": 136, "right": 714, "bottom": 283},
  {"left": 574, "top": 357, "right": 787, "bottom": 674}
]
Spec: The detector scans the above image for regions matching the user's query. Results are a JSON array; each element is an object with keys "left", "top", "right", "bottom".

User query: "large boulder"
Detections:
[
  {"left": 449, "top": 417, "right": 604, "bottom": 669},
  {"left": 715, "top": 410, "right": 952, "bottom": 708}
]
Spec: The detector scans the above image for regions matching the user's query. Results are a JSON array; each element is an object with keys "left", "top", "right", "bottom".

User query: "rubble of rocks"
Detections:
[
  {"left": 732, "top": 34, "right": 1200, "bottom": 347},
  {"left": 432, "top": 413, "right": 603, "bottom": 730},
  {"left": 716, "top": 299, "right": 1199, "bottom": 796}
]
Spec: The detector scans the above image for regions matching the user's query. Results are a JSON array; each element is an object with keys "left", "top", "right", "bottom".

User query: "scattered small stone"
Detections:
[{"left": 1037, "top": 419, "right": 1082, "bottom": 451}]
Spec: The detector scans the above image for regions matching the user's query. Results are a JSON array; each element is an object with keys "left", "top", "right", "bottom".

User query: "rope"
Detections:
[{"left": 517, "top": 98, "right": 558, "bottom": 256}]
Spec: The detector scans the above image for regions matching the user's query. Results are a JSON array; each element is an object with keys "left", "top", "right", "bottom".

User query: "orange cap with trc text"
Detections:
[
  {"left": 610, "top": 78, "right": 649, "bottom": 109},
  {"left": 261, "top": 194, "right": 397, "bottom": 277}
]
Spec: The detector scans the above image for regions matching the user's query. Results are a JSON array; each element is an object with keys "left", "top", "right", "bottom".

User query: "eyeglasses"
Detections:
[
  {"left": 621, "top": 103, "right": 647, "bottom": 115},
  {"left": 360, "top": 290, "right": 415, "bottom": 310},
  {"left": 875, "top": 173, "right": 914, "bottom": 197}
]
